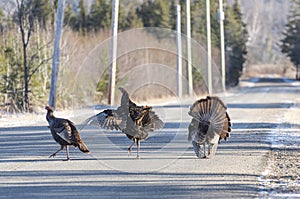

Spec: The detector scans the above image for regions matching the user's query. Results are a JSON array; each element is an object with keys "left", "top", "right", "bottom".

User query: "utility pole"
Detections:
[
  {"left": 108, "top": 0, "right": 119, "bottom": 105},
  {"left": 48, "top": 0, "right": 65, "bottom": 109},
  {"left": 206, "top": 0, "right": 212, "bottom": 95},
  {"left": 176, "top": 5, "right": 183, "bottom": 98},
  {"left": 186, "top": 0, "right": 193, "bottom": 96},
  {"left": 219, "top": 0, "right": 226, "bottom": 91}
]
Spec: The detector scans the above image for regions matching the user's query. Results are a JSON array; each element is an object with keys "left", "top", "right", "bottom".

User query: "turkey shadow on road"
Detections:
[
  {"left": 239, "top": 86, "right": 300, "bottom": 94},
  {"left": 1, "top": 119, "right": 298, "bottom": 163},
  {"left": 0, "top": 170, "right": 260, "bottom": 198},
  {"left": 0, "top": 120, "right": 190, "bottom": 162},
  {"left": 232, "top": 122, "right": 300, "bottom": 129},
  {"left": 228, "top": 103, "right": 295, "bottom": 109},
  {"left": 0, "top": 125, "right": 48, "bottom": 132}
]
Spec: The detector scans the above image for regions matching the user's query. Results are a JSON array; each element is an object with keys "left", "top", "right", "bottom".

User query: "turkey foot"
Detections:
[
  {"left": 49, "top": 146, "right": 63, "bottom": 158},
  {"left": 127, "top": 148, "right": 132, "bottom": 157},
  {"left": 49, "top": 153, "right": 56, "bottom": 158},
  {"left": 128, "top": 140, "right": 136, "bottom": 157}
]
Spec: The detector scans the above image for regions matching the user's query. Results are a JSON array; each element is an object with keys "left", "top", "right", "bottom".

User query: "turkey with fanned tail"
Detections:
[
  {"left": 188, "top": 96, "right": 231, "bottom": 158},
  {"left": 81, "top": 87, "right": 164, "bottom": 159},
  {"left": 45, "top": 106, "right": 90, "bottom": 161}
]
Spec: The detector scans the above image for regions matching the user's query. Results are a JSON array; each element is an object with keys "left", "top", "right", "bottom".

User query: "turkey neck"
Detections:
[{"left": 46, "top": 110, "right": 55, "bottom": 122}]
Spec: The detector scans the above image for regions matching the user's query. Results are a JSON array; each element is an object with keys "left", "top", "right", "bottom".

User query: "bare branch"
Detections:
[
  {"left": 28, "top": 57, "right": 53, "bottom": 82},
  {"left": 25, "top": 13, "right": 34, "bottom": 46},
  {"left": 28, "top": 40, "right": 54, "bottom": 67},
  {"left": 16, "top": 0, "right": 26, "bottom": 47},
  {"left": 27, "top": 53, "right": 39, "bottom": 67}
]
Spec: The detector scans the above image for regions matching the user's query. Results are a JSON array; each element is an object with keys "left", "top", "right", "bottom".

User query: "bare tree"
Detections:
[
  {"left": 231, "top": 0, "right": 289, "bottom": 65},
  {"left": 15, "top": 0, "right": 53, "bottom": 111},
  {"left": 16, "top": 0, "right": 34, "bottom": 111}
]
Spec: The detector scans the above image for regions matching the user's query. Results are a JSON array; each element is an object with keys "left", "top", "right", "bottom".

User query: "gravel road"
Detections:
[{"left": 0, "top": 77, "right": 299, "bottom": 198}]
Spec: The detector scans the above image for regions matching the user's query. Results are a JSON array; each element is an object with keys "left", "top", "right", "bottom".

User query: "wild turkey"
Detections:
[
  {"left": 82, "top": 87, "right": 164, "bottom": 159},
  {"left": 45, "top": 106, "right": 90, "bottom": 160},
  {"left": 188, "top": 96, "right": 231, "bottom": 158}
]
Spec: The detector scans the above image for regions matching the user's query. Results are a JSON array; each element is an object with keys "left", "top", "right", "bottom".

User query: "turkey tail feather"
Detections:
[
  {"left": 188, "top": 96, "right": 232, "bottom": 158},
  {"left": 189, "top": 96, "right": 227, "bottom": 133}
]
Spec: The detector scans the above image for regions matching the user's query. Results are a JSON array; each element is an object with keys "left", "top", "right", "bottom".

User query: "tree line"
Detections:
[
  {"left": 0, "top": 0, "right": 247, "bottom": 112},
  {"left": 281, "top": 0, "right": 300, "bottom": 79}
]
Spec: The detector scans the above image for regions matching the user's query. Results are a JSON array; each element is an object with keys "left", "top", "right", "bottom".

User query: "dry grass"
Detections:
[
  {"left": 59, "top": 29, "right": 210, "bottom": 108},
  {"left": 242, "top": 62, "right": 296, "bottom": 79}
]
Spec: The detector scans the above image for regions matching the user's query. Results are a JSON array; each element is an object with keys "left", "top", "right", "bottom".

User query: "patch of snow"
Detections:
[{"left": 0, "top": 109, "right": 75, "bottom": 128}]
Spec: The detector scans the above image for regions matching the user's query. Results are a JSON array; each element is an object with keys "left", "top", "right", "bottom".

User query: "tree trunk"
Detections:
[
  {"left": 20, "top": 18, "right": 30, "bottom": 112},
  {"left": 23, "top": 43, "right": 29, "bottom": 112},
  {"left": 17, "top": 0, "right": 31, "bottom": 112}
]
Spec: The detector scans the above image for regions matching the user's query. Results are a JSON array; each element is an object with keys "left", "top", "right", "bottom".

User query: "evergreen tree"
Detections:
[
  {"left": 0, "top": 34, "right": 23, "bottom": 112},
  {"left": 88, "top": 0, "right": 111, "bottom": 31},
  {"left": 281, "top": 0, "right": 300, "bottom": 79},
  {"left": 169, "top": 0, "right": 185, "bottom": 32},
  {"left": 0, "top": 8, "right": 5, "bottom": 34},
  {"left": 7, "top": 0, "right": 55, "bottom": 111},
  {"left": 78, "top": 0, "right": 88, "bottom": 34},
  {"left": 137, "top": 0, "right": 172, "bottom": 29},
  {"left": 210, "top": 0, "right": 220, "bottom": 46},
  {"left": 31, "top": 0, "right": 53, "bottom": 30},
  {"left": 67, "top": 0, "right": 89, "bottom": 33},
  {"left": 117, "top": 3, "right": 127, "bottom": 31},
  {"left": 224, "top": 0, "right": 248, "bottom": 86},
  {"left": 190, "top": 0, "right": 219, "bottom": 45},
  {"left": 119, "top": 3, "right": 143, "bottom": 30},
  {"left": 64, "top": 2, "right": 76, "bottom": 28},
  {"left": 191, "top": 0, "right": 206, "bottom": 42}
]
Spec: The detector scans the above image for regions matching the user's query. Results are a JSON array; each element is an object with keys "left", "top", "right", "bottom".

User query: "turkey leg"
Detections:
[
  {"left": 65, "top": 145, "right": 70, "bottom": 161},
  {"left": 208, "top": 144, "right": 211, "bottom": 156},
  {"left": 128, "top": 139, "right": 136, "bottom": 156},
  {"left": 49, "top": 145, "right": 64, "bottom": 158},
  {"left": 136, "top": 139, "right": 140, "bottom": 159},
  {"left": 203, "top": 143, "right": 207, "bottom": 158},
  {"left": 192, "top": 141, "right": 201, "bottom": 158}
]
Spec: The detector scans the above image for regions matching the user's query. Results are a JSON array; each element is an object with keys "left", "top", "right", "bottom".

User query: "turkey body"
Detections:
[
  {"left": 46, "top": 106, "right": 90, "bottom": 160},
  {"left": 82, "top": 87, "right": 164, "bottom": 159},
  {"left": 188, "top": 96, "right": 232, "bottom": 158}
]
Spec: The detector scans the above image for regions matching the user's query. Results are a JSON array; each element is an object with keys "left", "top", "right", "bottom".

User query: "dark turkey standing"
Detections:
[
  {"left": 188, "top": 96, "right": 231, "bottom": 158},
  {"left": 45, "top": 106, "right": 90, "bottom": 160},
  {"left": 82, "top": 87, "right": 164, "bottom": 159}
]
